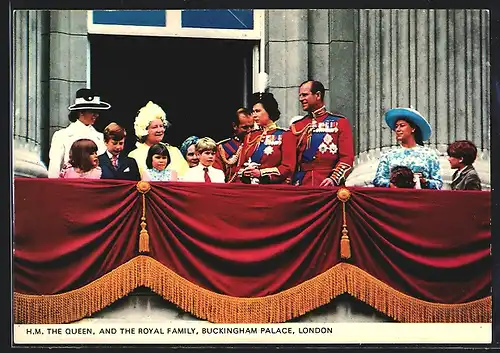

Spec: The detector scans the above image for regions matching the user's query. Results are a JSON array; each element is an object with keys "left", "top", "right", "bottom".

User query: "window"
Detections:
[{"left": 88, "top": 10, "right": 262, "bottom": 40}]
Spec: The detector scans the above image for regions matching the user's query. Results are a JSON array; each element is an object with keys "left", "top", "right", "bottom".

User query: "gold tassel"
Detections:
[
  {"left": 337, "top": 187, "right": 352, "bottom": 260},
  {"left": 136, "top": 181, "right": 151, "bottom": 254},
  {"left": 139, "top": 224, "right": 149, "bottom": 253},
  {"left": 340, "top": 228, "right": 351, "bottom": 259}
]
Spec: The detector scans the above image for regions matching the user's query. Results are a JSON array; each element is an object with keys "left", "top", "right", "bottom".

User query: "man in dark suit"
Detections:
[
  {"left": 98, "top": 122, "right": 141, "bottom": 181},
  {"left": 447, "top": 140, "right": 482, "bottom": 190}
]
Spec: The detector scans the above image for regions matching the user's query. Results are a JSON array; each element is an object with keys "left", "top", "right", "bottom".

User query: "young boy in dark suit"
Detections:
[
  {"left": 447, "top": 140, "right": 482, "bottom": 190},
  {"left": 98, "top": 123, "right": 141, "bottom": 181}
]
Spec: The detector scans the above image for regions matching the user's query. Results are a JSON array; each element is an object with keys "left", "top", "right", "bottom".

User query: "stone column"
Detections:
[
  {"left": 47, "top": 10, "right": 89, "bottom": 144},
  {"left": 307, "top": 9, "right": 331, "bottom": 112},
  {"left": 266, "top": 10, "right": 309, "bottom": 127},
  {"left": 328, "top": 10, "right": 356, "bottom": 125},
  {"left": 13, "top": 10, "right": 49, "bottom": 178},
  {"left": 347, "top": 9, "right": 490, "bottom": 189},
  {"left": 266, "top": 10, "right": 357, "bottom": 129},
  {"left": 13, "top": 10, "right": 90, "bottom": 177}
]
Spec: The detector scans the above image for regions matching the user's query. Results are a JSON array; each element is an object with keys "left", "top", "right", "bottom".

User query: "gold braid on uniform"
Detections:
[
  {"left": 330, "top": 162, "right": 352, "bottom": 185},
  {"left": 233, "top": 131, "right": 262, "bottom": 182},
  {"left": 291, "top": 123, "right": 313, "bottom": 150},
  {"left": 291, "top": 111, "right": 347, "bottom": 152},
  {"left": 312, "top": 106, "right": 327, "bottom": 118},
  {"left": 260, "top": 167, "right": 280, "bottom": 177},
  {"left": 246, "top": 130, "right": 265, "bottom": 147},
  {"left": 217, "top": 143, "right": 242, "bottom": 167}
]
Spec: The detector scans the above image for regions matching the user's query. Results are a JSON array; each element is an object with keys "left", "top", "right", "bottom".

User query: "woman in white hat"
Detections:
[
  {"left": 47, "top": 88, "right": 110, "bottom": 178},
  {"left": 128, "top": 101, "right": 188, "bottom": 178},
  {"left": 372, "top": 107, "right": 443, "bottom": 189}
]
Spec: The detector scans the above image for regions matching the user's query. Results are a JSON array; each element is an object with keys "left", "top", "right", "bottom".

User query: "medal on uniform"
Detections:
[{"left": 318, "top": 134, "right": 338, "bottom": 155}]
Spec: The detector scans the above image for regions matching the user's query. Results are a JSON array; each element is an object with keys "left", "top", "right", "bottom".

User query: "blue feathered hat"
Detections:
[
  {"left": 384, "top": 107, "right": 432, "bottom": 142},
  {"left": 180, "top": 136, "right": 200, "bottom": 157}
]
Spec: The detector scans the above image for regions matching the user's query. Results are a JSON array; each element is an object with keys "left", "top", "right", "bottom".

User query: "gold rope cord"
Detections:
[
  {"left": 136, "top": 181, "right": 151, "bottom": 253},
  {"left": 218, "top": 143, "right": 241, "bottom": 166},
  {"left": 14, "top": 256, "right": 491, "bottom": 324},
  {"left": 290, "top": 122, "right": 313, "bottom": 150},
  {"left": 337, "top": 187, "right": 351, "bottom": 259}
]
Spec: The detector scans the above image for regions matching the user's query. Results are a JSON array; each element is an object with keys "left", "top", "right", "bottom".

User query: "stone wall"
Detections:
[
  {"left": 265, "top": 9, "right": 309, "bottom": 128},
  {"left": 349, "top": 9, "right": 490, "bottom": 188},
  {"left": 13, "top": 10, "right": 49, "bottom": 177},
  {"left": 265, "top": 9, "right": 491, "bottom": 189},
  {"left": 266, "top": 9, "right": 356, "bottom": 128},
  {"left": 47, "top": 10, "right": 89, "bottom": 155},
  {"left": 13, "top": 10, "right": 89, "bottom": 177}
]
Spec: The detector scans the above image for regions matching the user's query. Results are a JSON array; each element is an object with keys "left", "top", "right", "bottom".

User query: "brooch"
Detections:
[{"left": 264, "top": 146, "right": 274, "bottom": 155}]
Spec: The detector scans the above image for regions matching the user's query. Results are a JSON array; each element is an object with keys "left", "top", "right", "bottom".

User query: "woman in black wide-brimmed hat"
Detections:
[{"left": 47, "top": 88, "right": 111, "bottom": 178}]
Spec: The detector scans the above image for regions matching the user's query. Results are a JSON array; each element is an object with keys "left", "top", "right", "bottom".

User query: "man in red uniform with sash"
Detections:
[
  {"left": 290, "top": 80, "right": 354, "bottom": 186},
  {"left": 213, "top": 108, "right": 255, "bottom": 182}
]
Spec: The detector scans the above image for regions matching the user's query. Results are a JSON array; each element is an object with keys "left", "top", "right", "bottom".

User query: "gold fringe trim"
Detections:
[
  {"left": 343, "top": 264, "right": 492, "bottom": 323},
  {"left": 14, "top": 256, "right": 148, "bottom": 324},
  {"left": 14, "top": 257, "right": 491, "bottom": 324}
]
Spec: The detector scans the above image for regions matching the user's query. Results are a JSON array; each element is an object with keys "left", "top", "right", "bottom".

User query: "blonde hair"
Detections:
[{"left": 195, "top": 137, "right": 217, "bottom": 153}]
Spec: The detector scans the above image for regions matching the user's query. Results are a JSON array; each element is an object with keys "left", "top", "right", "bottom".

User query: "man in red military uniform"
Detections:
[
  {"left": 290, "top": 80, "right": 354, "bottom": 187},
  {"left": 213, "top": 108, "right": 255, "bottom": 182}
]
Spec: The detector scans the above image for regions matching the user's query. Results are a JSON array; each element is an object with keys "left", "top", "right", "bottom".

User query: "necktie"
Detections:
[
  {"left": 203, "top": 167, "right": 211, "bottom": 183},
  {"left": 111, "top": 155, "right": 118, "bottom": 169}
]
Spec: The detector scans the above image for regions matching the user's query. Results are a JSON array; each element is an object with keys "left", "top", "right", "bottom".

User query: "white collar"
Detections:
[
  {"left": 106, "top": 151, "right": 119, "bottom": 159},
  {"left": 74, "top": 119, "right": 95, "bottom": 130},
  {"left": 453, "top": 165, "right": 469, "bottom": 181},
  {"left": 399, "top": 144, "right": 422, "bottom": 150},
  {"left": 311, "top": 105, "right": 326, "bottom": 118}
]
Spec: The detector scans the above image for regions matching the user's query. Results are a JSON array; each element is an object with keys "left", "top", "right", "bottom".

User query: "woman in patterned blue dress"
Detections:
[
  {"left": 373, "top": 108, "right": 443, "bottom": 189},
  {"left": 142, "top": 143, "right": 178, "bottom": 181}
]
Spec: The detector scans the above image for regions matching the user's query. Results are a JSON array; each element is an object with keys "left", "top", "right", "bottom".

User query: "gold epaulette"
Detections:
[
  {"left": 290, "top": 115, "right": 307, "bottom": 125},
  {"left": 216, "top": 137, "right": 231, "bottom": 145},
  {"left": 327, "top": 111, "right": 348, "bottom": 119}
]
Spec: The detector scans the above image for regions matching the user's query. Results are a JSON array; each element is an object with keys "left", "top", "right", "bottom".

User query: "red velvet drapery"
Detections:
[{"left": 13, "top": 179, "right": 491, "bottom": 323}]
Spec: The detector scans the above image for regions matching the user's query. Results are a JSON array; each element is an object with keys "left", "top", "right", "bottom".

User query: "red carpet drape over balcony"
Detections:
[{"left": 13, "top": 179, "right": 491, "bottom": 324}]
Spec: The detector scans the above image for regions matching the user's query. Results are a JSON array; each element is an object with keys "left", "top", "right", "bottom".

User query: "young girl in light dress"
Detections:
[
  {"left": 59, "top": 138, "right": 102, "bottom": 179},
  {"left": 142, "top": 143, "right": 178, "bottom": 181}
]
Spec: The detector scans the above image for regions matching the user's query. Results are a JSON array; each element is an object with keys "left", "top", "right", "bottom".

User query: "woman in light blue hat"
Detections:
[
  {"left": 180, "top": 135, "right": 200, "bottom": 168},
  {"left": 372, "top": 107, "right": 443, "bottom": 189}
]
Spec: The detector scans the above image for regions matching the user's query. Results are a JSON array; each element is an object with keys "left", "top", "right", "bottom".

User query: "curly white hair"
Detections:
[{"left": 133, "top": 101, "right": 171, "bottom": 138}]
